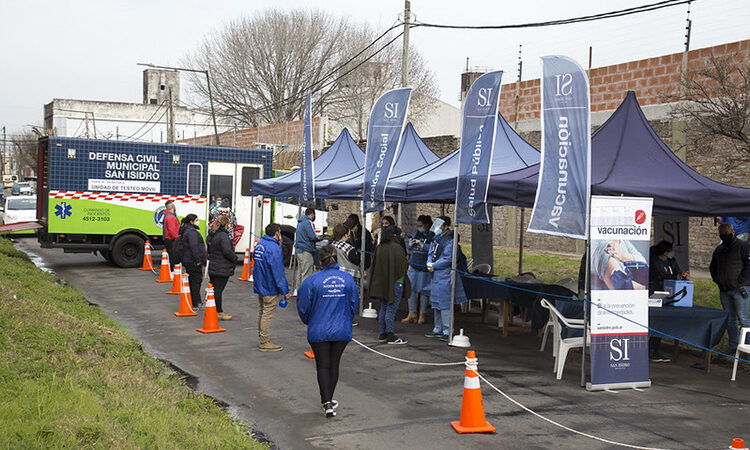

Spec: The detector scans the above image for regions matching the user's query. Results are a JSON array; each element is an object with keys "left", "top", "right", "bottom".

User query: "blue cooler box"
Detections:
[{"left": 663, "top": 280, "right": 694, "bottom": 307}]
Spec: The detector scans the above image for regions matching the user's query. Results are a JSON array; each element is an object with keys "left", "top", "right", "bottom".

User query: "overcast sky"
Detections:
[{"left": 1, "top": 0, "right": 748, "bottom": 135}]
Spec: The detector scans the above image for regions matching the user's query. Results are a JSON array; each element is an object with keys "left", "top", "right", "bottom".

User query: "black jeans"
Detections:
[
  {"left": 183, "top": 262, "right": 203, "bottom": 308},
  {"left": 209, "top": 274, "right": 229, "bottom": 313},
  {"left": 310, "top": 341, "right": 348, "bottom": 404},
  {"left": 164, "top": 239, "right": 175, "bottom": 270}
]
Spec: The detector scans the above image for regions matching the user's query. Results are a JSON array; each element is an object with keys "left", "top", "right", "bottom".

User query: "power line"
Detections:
[
  {"left": 118, "top": 101, "right": 166, "bottom": 141},
  {"left": 412, "top": 0, "right": 693, "bottom": 30}
]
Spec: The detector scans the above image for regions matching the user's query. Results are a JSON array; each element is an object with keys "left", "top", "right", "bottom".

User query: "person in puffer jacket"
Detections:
[
  {"left": 207, "top": 215, "right": 239, "bottom": 321},
  {"left": 179, "top": 214, "right": 206, "bottom": 310},
  {"left": 297, "top": 245, "right": 359, "bottom": 418}
]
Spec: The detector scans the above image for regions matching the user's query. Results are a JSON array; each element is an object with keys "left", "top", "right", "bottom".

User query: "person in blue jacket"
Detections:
[
  {"left": 297, "top": 245, "right": 359, "bottom": 418},
  {"left": 402, "top": 215, "right": 434, "bottom": 325},
  {"left": 253, "top": 223, "right": 290, "bottom": 352},
  {"left": 425, "top": 216, "right": 468, "bottom": 342},
  {"left": 721, "top": 217, "right": 750, "bottom": 242},
  {"left": 294, "top": 207, "right": 321, "bottom": 293}
]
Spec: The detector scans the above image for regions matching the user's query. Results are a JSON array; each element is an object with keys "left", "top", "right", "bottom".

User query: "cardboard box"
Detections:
[{"left": 663, "top": 279, "right": 694, "bottom": 307}]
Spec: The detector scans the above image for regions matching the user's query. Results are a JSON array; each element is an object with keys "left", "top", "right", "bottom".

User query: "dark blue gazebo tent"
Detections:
[
  {"left": 385, "top": 112, "right": 540, "bottom": 202},
  {"left": 487, "top": 91, "right": 750, "bottom": 216},
  {"left": 323, "top": 122, "right": 440, "bottom": 200},
  {"left": 252, "top": 128, "right": 364, "bottom": 198}
]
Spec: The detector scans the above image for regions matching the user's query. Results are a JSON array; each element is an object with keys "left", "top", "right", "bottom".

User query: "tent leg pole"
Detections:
[
  {"left": 518, "top": 207, "right": 525, "bottom": 275},
  {"left": 581, "top": 239, "right": 591, "bottom": 388},
  {"left": 359, "top": 205, "right": 366, "bottom": 316},
  {"left": 448, "top": 204, "right": 459, "bottom": 345}
]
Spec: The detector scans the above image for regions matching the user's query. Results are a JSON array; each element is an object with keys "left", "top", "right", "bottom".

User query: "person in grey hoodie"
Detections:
[{"left": 294, "top": 207, "right": 320, "bottom": 293}]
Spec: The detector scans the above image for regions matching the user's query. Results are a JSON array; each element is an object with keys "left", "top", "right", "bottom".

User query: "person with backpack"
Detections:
[
  {"left": 425, "top": 216, "right": 468, "bottom": 342},
  {"left": 162, "top": 201, "right": 180, "bottom": 270},
  {"left": 297, "top": 245, "right": 359, "bottom": 418},
  {"left": 207, "top": 215, "right": 239, "bottom": 321},
  {"left": 179, "top": 214, "right": 206, "bottom": 310}
]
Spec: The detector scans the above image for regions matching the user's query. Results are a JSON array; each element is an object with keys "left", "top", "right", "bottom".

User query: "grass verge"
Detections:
[{"left": 0, "top": 238, "right": 265, "bottom": 449}]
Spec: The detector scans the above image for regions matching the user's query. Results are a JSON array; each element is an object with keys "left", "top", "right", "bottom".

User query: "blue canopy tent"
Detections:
[
  {"left": 323, "top": 122, "right": 440, "bottom": 200},
  {"left": 487, "top": 91, "right": 750, "bottom": 216},
  {"left": 385, "top": 112, "right": 540, "bottom": 203},
  {"left": 251, "top": 128, "right": 364, "bottom": 198}
]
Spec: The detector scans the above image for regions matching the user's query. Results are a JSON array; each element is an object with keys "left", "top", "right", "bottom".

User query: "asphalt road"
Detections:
[{"left": 15, "top": 237, "right": 750, "bottom": 450}]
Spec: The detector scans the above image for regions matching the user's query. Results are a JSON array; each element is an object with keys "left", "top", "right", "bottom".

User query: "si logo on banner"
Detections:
[
  {"left": 362, "top": 87, "right": 412, "bottom": 213},
  {"left": 528, "top": 56, "right": 590, "bottom": 239},
  {"left": 455, "top": 70, "right": 503, "bottom": 224}
]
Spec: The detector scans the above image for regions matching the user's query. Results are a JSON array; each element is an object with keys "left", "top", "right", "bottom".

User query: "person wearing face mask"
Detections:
[
  {"left": 710, "top": 222, "right": 750, "bottom": 352},
  {"left": 179, "top": 214, "right": 206, "bottom": 311},
  {"left": 402, "top": 215, "right": 434, "bottom": 325},
  {"left": 648, "top": 240, "right": 690, "bottom": 362},
  {"left": 369, "top": 224, "right": 411, "bottom": 344},
  {"left": 377, "top": 215, "right": 406, "bottom": 250},
  {"left": 425, "top": 216, "right": 468, "bottom": 342},
  {"left": 253, "top": 223, "right": 291, "bottom": 352}
]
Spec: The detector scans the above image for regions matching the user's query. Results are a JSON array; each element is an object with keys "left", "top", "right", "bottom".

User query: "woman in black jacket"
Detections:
[
  {"left": 207, "top": 215, "right": 239, "bottom": 320},
  {"left": 179, "top": 214, "right": 206, "bottom": 310}
]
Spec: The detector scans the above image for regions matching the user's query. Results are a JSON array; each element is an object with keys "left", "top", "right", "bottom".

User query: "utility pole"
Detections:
[
  {"left": 401, "top": 0, "right": 410, "bottom": 87},
  {"left": 1, "top": 126, "right": 5, "bottom": 183},
  {"left": 515, "top": 45, "right": 525, "bottom": 275},
  {"left": 85, "top": 114, "right": 90, "bottom": 138},
  {"left": 167, "top": 87, "right": 175, "bottom": 143}
]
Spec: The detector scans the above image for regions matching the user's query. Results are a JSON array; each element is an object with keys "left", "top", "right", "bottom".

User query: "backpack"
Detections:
[{"left": 171, "top": 234, "right": 185, "bottom": 265}]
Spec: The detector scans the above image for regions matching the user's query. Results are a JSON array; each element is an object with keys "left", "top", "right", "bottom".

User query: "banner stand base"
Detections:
[{"left": 586, "top": 380, "right": 651, "bottom": 392}]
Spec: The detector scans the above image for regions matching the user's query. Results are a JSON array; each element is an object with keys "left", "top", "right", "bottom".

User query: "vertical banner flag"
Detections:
[
  {"left": 456, "top": 70, "right": 503, "bottom": 224},
  {"left": 528, "top": 56, "right": 590, "bottom": 239},
  {"left": 588, "top": 195, "right": 653, "bottom": 391},
  {"left": 363, "top": 87, "right": 412, "bottom": 213},
  {"left": 300, "top": 92, "right": 315, "bottom": 204}
]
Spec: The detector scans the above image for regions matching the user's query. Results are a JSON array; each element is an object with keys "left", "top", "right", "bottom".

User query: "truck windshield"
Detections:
[{"left": 7, "top": 198, "right": 36, "bottom": 210}]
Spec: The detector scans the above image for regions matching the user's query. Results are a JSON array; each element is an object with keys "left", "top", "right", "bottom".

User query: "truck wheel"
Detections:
[{"left": 111, "top": 234, "right": 145, "bottom": 268}]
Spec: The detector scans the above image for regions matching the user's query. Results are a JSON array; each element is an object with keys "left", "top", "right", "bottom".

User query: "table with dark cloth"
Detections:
[
  {"left": 460, "top": 275, "right": 578, "bottom": 333},
  {"left": 649, "top": 305, "right": 728, "bottom": 349}
]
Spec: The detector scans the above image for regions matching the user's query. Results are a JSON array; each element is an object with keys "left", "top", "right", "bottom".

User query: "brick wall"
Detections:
[
  {"left": 179, "top": 116, "right": 326, "bottom": 154},
  {"left": 498, "top": 40, "right": 750, "bottom": 122}
]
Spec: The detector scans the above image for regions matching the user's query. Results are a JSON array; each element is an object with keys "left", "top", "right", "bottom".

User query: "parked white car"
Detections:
[{"left": 1, "top": 196, "right": 37, "bottom": 233}]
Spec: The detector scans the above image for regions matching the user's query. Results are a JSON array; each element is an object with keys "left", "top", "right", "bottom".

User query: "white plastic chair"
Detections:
[
  {"left": 539, "top": 314, "right": 554, "bottom": 352},
  {"left": 731, "top": 327, "right": 750, "bottom": 381},
  {"left": 540, "top": 298, "right": 587, "bottom": 380}
]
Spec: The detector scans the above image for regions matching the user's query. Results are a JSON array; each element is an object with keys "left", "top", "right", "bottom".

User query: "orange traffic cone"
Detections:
[
  {"left": 156, "top": 250, "right": 173, "bottom": 283},
  {"left": 139, "top": 240, "right": 155, "bottom": 271},
  {"left": 731, "top": 438, "right": 748, "bottom": 449},
  {"left": 174, "top": 272, "right": 198, "bottom": 317},
  {"left": 304, "top": 348, "right": 315, "bottom": 359},
  {"left": 197, "top": 284, "right": 226, "bottom": 333},
  {"left": 451, "top": 351, "right": 495, "bottom": 434},
  {"left": 238, "top": 248, "right": 251, "bottom": 281},
  {"left": 167, "top": 263, "right": 182, "bottom": 295}
]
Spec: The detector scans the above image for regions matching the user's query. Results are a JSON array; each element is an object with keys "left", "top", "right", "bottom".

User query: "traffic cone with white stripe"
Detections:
[
  {"left": 451, "top": 350, "right": 495, "bottom": 434},
  {"left": 156, "top": 250, "right": 173, "bottom": 282},
  {"left": 166, "top": 263, "right": 182, "bottom": 295},
  {"left": 174, "top": 272, "right": 198, "bottom": 317},
  {"left": 197, "top": 284, "right": 226, "bottom": 333},
  {"left": 238, "top": 248, "right": 251, "bottom": 281},
  {"left": 139, "top": 240, "right": 155, "bottom": 271}
]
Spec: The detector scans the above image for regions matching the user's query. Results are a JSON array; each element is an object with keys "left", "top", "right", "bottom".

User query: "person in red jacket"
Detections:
[{"left": 162, "top": 201, "right": 180, "bottom": 269}]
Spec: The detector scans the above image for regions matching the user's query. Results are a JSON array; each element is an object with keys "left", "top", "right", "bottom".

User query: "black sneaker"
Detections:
[
  {"left": 331, "top": 400, "right": 339, "bottom": 410},
  {"left": 438, "top": 334, "right": 450, "bottom": 342},
  {"left": 386, "top": 333, "right": 407, "bottom": 345},
  {"left": 378, "top": 333, "right": 387, "bottom": 342},
  {"left": 425, "top": 331, "right": 443, "bottom": 338},
  {"left": 649, "top": 353, "right": 670, "bottom": 363},
  {"left": 323, "top": 402, "right": 336, "bottom": 418}
]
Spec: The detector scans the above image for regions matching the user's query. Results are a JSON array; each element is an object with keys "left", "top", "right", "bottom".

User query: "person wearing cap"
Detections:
[
  {"left": 297, "top": 245, "right": 359, "bottom": 418},
  {"left": 425, "top": 216, "right": 468, "bottom": 342}
]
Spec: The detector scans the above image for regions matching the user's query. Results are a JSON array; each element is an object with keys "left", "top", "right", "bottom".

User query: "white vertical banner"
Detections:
[{"left": 587, "top": 195, "right": 653, "bottom": 391}]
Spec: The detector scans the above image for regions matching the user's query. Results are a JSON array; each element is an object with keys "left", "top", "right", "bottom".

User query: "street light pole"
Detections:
[{"left": 137, "top": 63, "right": 221, "bottom": 146}]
